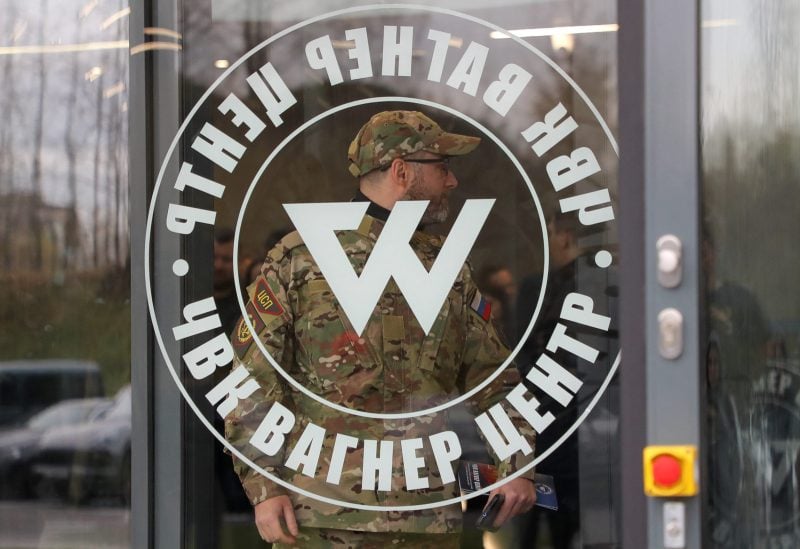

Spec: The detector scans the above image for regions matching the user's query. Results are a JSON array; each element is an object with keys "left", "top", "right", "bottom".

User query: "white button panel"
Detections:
[
  {"left": 664, "top": 501, "right": 686, "bottom": 548},
  {"left": 658, "top": 308, "right": 684, "bottom": 359}
]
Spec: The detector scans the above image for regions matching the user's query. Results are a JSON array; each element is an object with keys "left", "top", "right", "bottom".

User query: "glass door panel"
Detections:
[
  {"left": 143, "top": 1, "right": 620, "bottom": 547},
  {"left": 701, "top": 1, "right": 800, "bottom": 547}
]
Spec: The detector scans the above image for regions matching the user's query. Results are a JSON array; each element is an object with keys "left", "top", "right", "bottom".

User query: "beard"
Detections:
[
  {"left": 213, "top": 272, "right": 235, "bottom": 293},
  {"left": 404, "top": 179, "right": 449, "bottom": 225}
]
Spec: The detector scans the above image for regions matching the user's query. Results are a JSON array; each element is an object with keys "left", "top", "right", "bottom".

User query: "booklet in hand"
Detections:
[{"left": 457, "top": 461, "right": 558, "bottom": 512}]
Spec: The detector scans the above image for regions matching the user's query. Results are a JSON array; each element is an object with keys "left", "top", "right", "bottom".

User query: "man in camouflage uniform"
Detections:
[{"left": 226, "top": 111, "right": 536, "bottom": 547}]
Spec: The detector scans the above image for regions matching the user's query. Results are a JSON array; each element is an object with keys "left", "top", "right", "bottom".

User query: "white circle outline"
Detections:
[
  {"left": 143, "top": 3, "right": 622, "bottom": 511},
  {"left": 233, "top": 97, "right": 548, "bottom": 420}
]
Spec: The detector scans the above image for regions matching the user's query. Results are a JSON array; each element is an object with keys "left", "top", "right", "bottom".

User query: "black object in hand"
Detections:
[{"left": 475, "top": 494, "right": 505, "bottom": 531}]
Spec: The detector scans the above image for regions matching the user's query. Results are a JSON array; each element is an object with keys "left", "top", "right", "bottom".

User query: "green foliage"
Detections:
[{"left": 0, "top": 270, "right": 131, "bottom": 395}]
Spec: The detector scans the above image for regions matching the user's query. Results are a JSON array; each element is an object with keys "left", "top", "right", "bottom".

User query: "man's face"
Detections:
[
  {"left": 547, "top": 220, "right": 574, "bottom": 270},
  {"left": 488, "top": 268, "right": 517, "bottom": 301},
  {"left": 402, "top": 154, "right": 458, "bottom": 225},
  {"left": 214, "top": 240, "right": 235, "bottom": 291}
]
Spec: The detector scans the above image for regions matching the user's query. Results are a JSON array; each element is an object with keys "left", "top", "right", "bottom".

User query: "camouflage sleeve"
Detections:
[
  {"left": 458, "top": 266, "right": 536, "bottom": 481},
  {"left": 225, "top": 244, "right": 296, "bottom": 506}
]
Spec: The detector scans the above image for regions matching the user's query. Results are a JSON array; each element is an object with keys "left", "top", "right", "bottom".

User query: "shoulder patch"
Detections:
[
  {"left": 232, "top": 303, "right": 266, "bottom": 359},
  {"left": 253, "top": 278, "right": 285, "bottom": 317},
  {"left": 469, "top": 289, "right": 492, "bottom": 322}
]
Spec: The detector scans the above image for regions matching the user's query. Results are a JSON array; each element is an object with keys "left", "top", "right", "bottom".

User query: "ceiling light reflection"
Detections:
[
  {"left": 550, "top": 32, "right": 575, "bottom": 53},
  {"left": 85, "top": 66, "right": 103, "bottom": 81},
  {"left": 491, "top": 19, "right": 738, "bottom": 40},
  {"left": 0, "top": 41, "right": 128, "bottom": 56},
  {"left": 143, "top": 27, "right": 182, "bottom": 40},
  {"left": 701, "top": 19, "right": 738, "bottom": 28},
  {"left": 80, "top": 0, "right": 99, "bottom": 19},
  {"left": 490, "top": 24, "right": 619, "bottom": 40},
  {"left": 104, "top": 82, "right": 125, "bottom": 98},
  {"left": 129, "top": 42, "right": 182, "bottom": 55},
  {"left": 11, "top": 20, "right": 28, "bottom": 43},
  {"left": 331, "top": 40, "right": 355, "bottom": 50},
  {"left": 101, "top": 7, "right": 132, "bottom": 30}
]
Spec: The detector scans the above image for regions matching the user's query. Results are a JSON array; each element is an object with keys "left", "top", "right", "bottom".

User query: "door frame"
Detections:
[{"left": 130, "top": 1, "right": 706, "bottom": 547}]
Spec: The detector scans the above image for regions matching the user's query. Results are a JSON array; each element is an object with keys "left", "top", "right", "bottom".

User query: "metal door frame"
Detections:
[
  {"left": 131, "top": 0, "right": 184, "bottom": 547},
  {"left": 618, "top": 1, "right": 703, "bottom": 548}
]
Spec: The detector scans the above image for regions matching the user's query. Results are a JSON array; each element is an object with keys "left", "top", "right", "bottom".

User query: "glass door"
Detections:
[
  {"left": 138, "top": 0, "right": 622, "bottom": 547},
  {"left": 701, "top": 1, "right": 800, "bottom": 547},
  {"left": 0, "top": 2, "right": 132, "bottom": 548}
]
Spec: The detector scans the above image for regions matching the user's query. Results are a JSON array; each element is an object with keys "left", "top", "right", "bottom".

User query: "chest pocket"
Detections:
[
  {"left": 416, "top": 296, "right": 465, "bottom": 394},
  {"left": 296, "top": 278, "right": 378, "bottom": 396}
]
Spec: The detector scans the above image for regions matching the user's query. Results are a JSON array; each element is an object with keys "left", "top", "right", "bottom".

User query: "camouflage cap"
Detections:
[{"left": 348, "top": 110, "right": 481, "bottom": 177}]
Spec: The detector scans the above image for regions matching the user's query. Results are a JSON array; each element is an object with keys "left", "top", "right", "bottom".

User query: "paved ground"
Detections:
[
  {"left": 0, "top": 500, "right": 130, "bottom": 549},
  {"left": 0, "top": 501, "right": 259, "bottom": 549},
  {"left": 0, "top": 500, "right": 545, "bottom": 549}
]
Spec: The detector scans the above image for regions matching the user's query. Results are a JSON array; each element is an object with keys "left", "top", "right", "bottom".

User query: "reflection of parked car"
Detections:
[
  {"left": 32, "top": 385, "right": 131, "bottom": 504},
  {"left": 0, "top": 360, "right": 104, "bottom": 427},
  {"left": 0, "top": 398, "right": 110, "bottom": 499}
]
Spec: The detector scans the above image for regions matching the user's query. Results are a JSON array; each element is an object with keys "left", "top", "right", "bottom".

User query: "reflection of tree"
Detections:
[
  {"left": 753, "top": 1, "right": 799, "bottom": 123},
  {"left": 63, "top": 8, "right": 84, "bottom": 273},
  {"left": 703, "top": 127, "right": 800, "bottom": 314},
  {"left": 111, "top": 25, "right": 129, "bottom": 269},
  {"left": 91, "top": 51, "right": 106, "bottom": 269},
  {"left": 110, "top": 88, "right": 124, "bottom": 267},
  {"left": 0, "top": 5, "right": 20, "bottom": 271},
  {"left": 1, "top": 0, "right": 131, "bottom": 274},
  {"left": 0, "top": 1, "right": 133, "bottom": 414},
  {"left": 29, "top": 0, "right": 49, "bottom": 271}
]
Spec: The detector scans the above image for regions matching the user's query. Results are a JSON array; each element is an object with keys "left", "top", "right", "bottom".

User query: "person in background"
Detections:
[
  {"left": 214, "top": 228, "right": 252, "bottom": 337},
  {"left": 476, "top": 264, "right": 518, "bottom": 344},
  {"left": 514, "top": 211, "right": 584, "bottom": 549}
]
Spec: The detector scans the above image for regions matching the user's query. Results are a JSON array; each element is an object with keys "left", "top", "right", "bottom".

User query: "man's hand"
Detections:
[
  {"left": 484, "top": 477, "right": 536, "bottom": 529},
  {"left": 254, "top": 495, "right": 299, "bottom": 545}
]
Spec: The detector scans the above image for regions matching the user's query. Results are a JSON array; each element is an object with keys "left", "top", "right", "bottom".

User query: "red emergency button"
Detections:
[
  {"left": 652, "top": 454, "right": 682, "bottom": 487},
  {"left": 643, "top": 445, "right": 698, "bottom": 497}
]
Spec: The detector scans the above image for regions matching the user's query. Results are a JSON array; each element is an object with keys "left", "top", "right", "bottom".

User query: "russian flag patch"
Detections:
[{"left": 470, "top": 290, "right": 492, "bottom": 322}]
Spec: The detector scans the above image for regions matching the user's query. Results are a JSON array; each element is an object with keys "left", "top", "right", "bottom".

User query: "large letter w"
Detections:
[{"left": 284, "top": 199, "right": 494, "bottom": 335}]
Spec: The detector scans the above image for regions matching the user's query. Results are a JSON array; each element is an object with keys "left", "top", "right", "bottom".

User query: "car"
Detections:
[
  {"left": 0, "top": 397, "right": 110, "bottom": 499},
  {"left": 0, "top": 360, "right": 104, "bottom": 428},
  {"left": 31, "top": 385, "right": 131, "bottom": 504}
]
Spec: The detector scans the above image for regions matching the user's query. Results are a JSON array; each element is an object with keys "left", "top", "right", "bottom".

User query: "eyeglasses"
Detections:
[
  {"left": 403, "top": 157, "right": 450, "bottom": 167},
  {"left": 381, "top": 156, "right": 450, "bottom": 173}
]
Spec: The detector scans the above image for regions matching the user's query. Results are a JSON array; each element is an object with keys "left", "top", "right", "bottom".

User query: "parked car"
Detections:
[
  {"left": 0, "top": 397, "right": 110, "bottom": 499},
  {"left": 0, "top": 360, "right": 104, "bottom": 427},
  {"left": 32, "top": 385, "right": 131, "bottom": 504}
]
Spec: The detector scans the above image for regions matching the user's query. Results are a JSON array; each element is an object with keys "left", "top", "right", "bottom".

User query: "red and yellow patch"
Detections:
[
  {"left": 232, "top": 302, "right": 265, "bottom": 358},
  {"left": 253, "top": 278, "right": 284, "bottom": 317}
]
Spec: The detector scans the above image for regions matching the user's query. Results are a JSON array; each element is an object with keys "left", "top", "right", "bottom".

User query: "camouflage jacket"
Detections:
[{"left": 226, "top": 214, "right": 535, "bottom": 533}]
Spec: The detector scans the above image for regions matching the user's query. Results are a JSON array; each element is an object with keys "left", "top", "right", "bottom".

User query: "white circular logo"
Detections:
[{"left": 145, "top": 4, "right": 620, "bottom": 512}]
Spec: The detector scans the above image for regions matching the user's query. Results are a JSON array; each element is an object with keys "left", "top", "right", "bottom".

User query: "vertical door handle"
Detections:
[{"left": 657, "top": 234, "right": 683, "bottom": 288}]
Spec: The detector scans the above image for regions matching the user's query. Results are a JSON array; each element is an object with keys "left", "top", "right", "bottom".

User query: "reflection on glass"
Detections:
[
  {"left": 702, "top": 0, "right": 800, "bottom": 547},
  {"left": 174, "top": 1, "right": 618, "bottom": 548},
  {"left": 0, "top": 0, "right": 130, "bottom": 547},
  {"left": 514, "top": 211, "right": 617, "bottom": 549}
]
